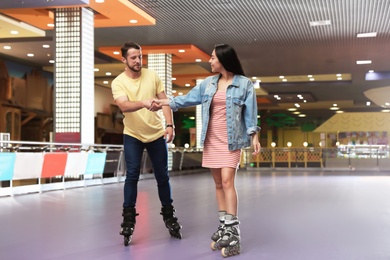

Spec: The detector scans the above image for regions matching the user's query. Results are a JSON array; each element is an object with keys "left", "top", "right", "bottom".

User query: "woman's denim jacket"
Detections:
[{"left": 169, "top": 74, "right": 260, "bottom": 151}]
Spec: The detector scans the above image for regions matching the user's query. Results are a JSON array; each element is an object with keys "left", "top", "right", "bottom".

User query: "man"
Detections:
[{"left": 111, "top": 42, "right": 181, "bottom": 246}]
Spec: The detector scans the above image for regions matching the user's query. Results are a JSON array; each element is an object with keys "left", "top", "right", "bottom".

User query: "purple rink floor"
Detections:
[{"left": 2, "top": 169, "right": 390, "bottom": 260}]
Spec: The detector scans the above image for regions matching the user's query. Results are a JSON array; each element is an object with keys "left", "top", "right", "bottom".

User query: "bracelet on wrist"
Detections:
[{"left": 166, "top": 124, "right": 174, "bottom": 129}]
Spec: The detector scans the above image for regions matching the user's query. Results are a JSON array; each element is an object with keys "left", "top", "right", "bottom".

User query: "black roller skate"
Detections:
[
  {"left": 211, "top": 211, "right": 227, "bottom": 250},
  {"left": 119, "top": 207, "right": 139, "bottom": 246},
  {"left": 219, "top": 216, "right": 241, "bottom": 257},
  {"left": 210, "top": 221, "right": 225, "bottom": 250},
  {"left": 160, "top": 205, "right": 182, "bottom": 239}
]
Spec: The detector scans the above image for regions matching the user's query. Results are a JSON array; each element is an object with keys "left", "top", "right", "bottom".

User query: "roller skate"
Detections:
[
  {"left": 210, "top": 211, "right": 227, "bottom": 250},
  {"left": 119, "top": 207, "right": 139, "bottom": 246},
  {"left": 160, "top": 205, "right": 182, "bottom": 239},
  {"left": 219, "top": 216, "right": 241, "bottom": 257},
  {"left": 210, "top": 221, "right": 225, "bottom": 250}
]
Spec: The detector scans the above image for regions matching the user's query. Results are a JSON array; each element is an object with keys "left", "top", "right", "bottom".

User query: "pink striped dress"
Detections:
[{"left": 202, "top": 90, "right": 241, "bottom": 169}]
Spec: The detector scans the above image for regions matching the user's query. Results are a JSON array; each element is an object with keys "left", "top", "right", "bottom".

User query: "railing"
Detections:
[
  {"left": 241, "top": 146, "right": 390, "bottom": 170},
  {"left": 0, "top": 140, "right": 204, "bottom": 197}
]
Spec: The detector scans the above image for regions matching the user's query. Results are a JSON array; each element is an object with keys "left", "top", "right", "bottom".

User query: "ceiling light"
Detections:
[
  {"left": 113, "top": 51, "right": 120, "bottom": 55},
  {"left": 195, "top": 59, "right": 202, "bottom": 62},
  {"left": 336, "top": 110, "right": 344, "bottom": 113},
  {"left": 295, "top": 103, "right": 300, "bottom": 108},
  {"left": 309, "top": 20, "right": 331, "bottom": 27},
  {"left": 279, "top": 75, "right": 284, "bottom": 79},
  {"left": 95, "top": 0, "right": 105, "bottom": 3},
  {"left": 42, "top": 44, "right": 50, "bottom": 48},
  {"left": 337, "top": 77, "right": 342, "bottom": 80},
  {"left": 336, "top": 74, "right": 342, "bottom": 77},
  {"left": 185, "top": 83, "right": 190, "bottom": 87},
  {"left": 252, "top": 76, "right": 257, "bottom": 80},
  {"left": 105, "top": 72, "right": 112, "bottom": 76},
  {"left": 3, "top": 46, "right": 11, "bottom": 50},
  {"left": 282, "top": 79, "right": 287, "bottom": 82},
  {"left": 330, "top": 107, "right": 339, "bottom": 110},
  {"left": 47, "top": 23, "right": 55, "bottom": 27},
  {"left": 129, "top": 20, "right": 138, "bottom": 24},
  {"left": 382, "top": 109, "right": 390, "bottom": 112},
  {"left": 178, "top": 92, "right": 183, "bottom": 95},
  {"left": 178, "top": 50, "right": 185, "bottom": 53},
  {"left": 103, "top": 81, "right": 109, "bottom": 84},
  {"left": 357, "top": 32, "right": 377, "bottom": 38},
  {"left": 94, "top": 68, "right": 99, "bottom": 72},
  {"left": 293, "top": 111, "right": 300, "bottom": 115},
  {"left": 298, "top": 114, "right": 306, "bottom": 117},
  {"left": 49, "top": 60, "right": 55, "bottom": 64},
  {"left": 368, "top": 70, "right": 374, "bottom": 73},
  {"left": 27, "top": 53, "right": 34, "bottom": 57},
  {"left": 10, "top": 30, "right": 19, "bottom": 35},
  {"left": 171, "top": 77, "right": 176, "bottom": 81},
  {"left": 172, "top": 90, "right": 177, "bottom": 93},
  {"left": 307, "top": 75, "right": 312, "bottom": 78},
  {"left": 287, "top": 108, "right": 297, "bottom": 111},
  {"left": 309, "top": 78, "right": 315, "bottom": 81},
  {"left": 333, "top": 104, "right": 337, "bottom": 106},
  {"left": 356, "top": 60, "right": 372, "bottom": 64}
]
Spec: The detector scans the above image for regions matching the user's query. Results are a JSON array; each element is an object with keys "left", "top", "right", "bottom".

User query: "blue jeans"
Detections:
[{"left": 123, "top": 134, "right": 173, "bottom": 208}]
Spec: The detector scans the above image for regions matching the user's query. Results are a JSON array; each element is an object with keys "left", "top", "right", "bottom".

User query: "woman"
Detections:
[{"left": 155, "top": 44, "right": 260, "bottom": 257}]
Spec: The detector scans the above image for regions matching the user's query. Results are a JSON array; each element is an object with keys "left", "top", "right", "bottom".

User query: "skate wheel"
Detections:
[
  {"left": 124, "top": 236, "right": 131, "bottom": 246},
  {"left": 210, "top": 241, "right": 219, "bottom": 251}
]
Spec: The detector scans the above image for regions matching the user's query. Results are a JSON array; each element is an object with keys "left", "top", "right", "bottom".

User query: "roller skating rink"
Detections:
[{"left": 2, "top": 168, "right": 390, "bottom": 259}]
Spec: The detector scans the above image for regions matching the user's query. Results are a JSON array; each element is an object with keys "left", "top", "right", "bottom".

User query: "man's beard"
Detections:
[{"left": 126, "top": 62, "right": 141, "bottom": 73}]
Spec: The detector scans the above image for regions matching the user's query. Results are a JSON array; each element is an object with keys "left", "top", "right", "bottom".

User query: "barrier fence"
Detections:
[{"left": 1, "top": 141, "right": 390, "bottom": 197}]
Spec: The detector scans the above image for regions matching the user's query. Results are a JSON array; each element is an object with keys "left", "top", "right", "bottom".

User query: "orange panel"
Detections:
[
  {"left": 99, "top": 44, "right": 210, "bottom": 64},
  {"left": 41, "top": 153, "right": 68, "bottom": 178},
  {"left": 257, "top": 97, "right": 272, "bottom": 104}
]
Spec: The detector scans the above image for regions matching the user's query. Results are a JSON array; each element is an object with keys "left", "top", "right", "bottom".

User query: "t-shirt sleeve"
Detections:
[{"left": 111, "top": 78, "right": 127, "bottom": 100}]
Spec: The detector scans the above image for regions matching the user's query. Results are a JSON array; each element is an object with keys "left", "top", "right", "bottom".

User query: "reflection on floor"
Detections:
[{"left": 1, "top": 169, "right": 390, "bottom": 260}]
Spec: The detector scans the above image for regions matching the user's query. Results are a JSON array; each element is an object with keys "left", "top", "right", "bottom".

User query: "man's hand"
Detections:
[{"left": 143, "top": 99, "right": 162, "bottom": 111}]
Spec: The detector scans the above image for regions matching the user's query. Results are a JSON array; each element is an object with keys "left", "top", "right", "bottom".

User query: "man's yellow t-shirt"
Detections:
[{"left": 111, "top": 68, "right": 165, "bottom": 143}]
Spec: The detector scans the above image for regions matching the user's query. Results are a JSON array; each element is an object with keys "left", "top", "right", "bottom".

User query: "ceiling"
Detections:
[{"left": 1, "top": 0, "right": 390, "bottom": 126}]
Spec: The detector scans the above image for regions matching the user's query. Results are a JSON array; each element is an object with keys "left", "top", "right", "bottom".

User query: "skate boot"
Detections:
[
  {"left": 160, "top": 205, "right": 182, "bottom": 239},
  {"left": 219, "top": 215, "right": 241, "bottom": 257},
  {"left": 119, "top": 207, "right": 139, "bottom": 246},
  {"left": 210, "top": 211, "right": 226, "bottom": 251}
]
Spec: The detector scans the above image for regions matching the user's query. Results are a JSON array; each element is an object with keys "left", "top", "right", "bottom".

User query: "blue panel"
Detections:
[
  {"left": 0, "top": 153, "right": 16, "bottom": 181},
  {"left": 85, "top": 152, "right": 107, "bottom": 175}
]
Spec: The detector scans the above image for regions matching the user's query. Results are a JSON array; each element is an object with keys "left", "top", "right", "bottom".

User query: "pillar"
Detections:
[{"left": 54, "top": 7, "right": 94, "bottom": 144}]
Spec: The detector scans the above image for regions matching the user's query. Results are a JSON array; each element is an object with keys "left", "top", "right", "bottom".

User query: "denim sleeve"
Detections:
[
  {"left": 169, "top": 83, "right": 204, "bottom": 111},
  {"left": 244, "top": 81, "right": 261, "bottom": 136}
]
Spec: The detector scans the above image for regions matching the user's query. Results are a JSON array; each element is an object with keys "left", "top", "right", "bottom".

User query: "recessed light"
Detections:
[
  {"left": 3, "top": 46, "right": 11, "bottom": 50},
  {"left": 171, "top": 77, "right": 176, "bottom": 81},
  {"left": 178, "top": 50, "right": 185, "bottom": 53},
  {"left": 356, "top": 60, "right": 372, "bottom": 64},
  {"left": 95, "top": 0, "right": 105, "bottom": 3},
  {"left": 382, "top": 109, "right": 390, "bottom": 112},
  {"left": 47, "top": 23, "right": 55, "bottom": 27},
  {"left": 185, "top": 83, "right": 190, "bottom": 87},
  {"left": 368, "top": 70, "right": 374, "bottom": 73},
  {"left": 195, "top": 59, "right": 201, "bottom": 62},
  {"left": 103, "top": 81, "right": 109, "bottom": 84},
  {"left": 330, "top": 107, "right": 339, "bottom": 110},
  {"left": 366, "top": 101, "right": 371, "bottom": 106},
  {"left": 309, "top": 78, "right": 315, "bottom": 81},
  {"left": 49, "top": 60, "right": 55, "bottom": 64},
  {"left": 113, "top": 51, "right": 120, "bottom": 55},
  {"left": 10, "top": 30, "right": 19, "bottom": 35},
  {"left": 293, "top": 111, "right": 300, "bottom": 114},
  {"left": 129, "top": 20, "right": 138, "bottom": 24},
  {"left": 42, "top": 44, "right": 50, "bottom": 48},
  {"left": 287, "top": 108, "right": 297, "bottom": 111},
  {"left": 105, "top": 72, "right": 112, "bottom": 76},
  {"left": 337, "top": 77, "right": 342, "bottom": 80},
  {"left": 27, "top": 53, "right": 34, "bottom": 57},
  {"left": 357, "top": 32, "right": 377, "bottom": 38},
  {"left": 282, "top": 78, "right": 287, "bottom": 82},
  {"left": 298, "top": 114, "right": 306, "bottom": 117},
  {"left": 94, "top": 68, "right": 99, "bottom": 72},
  {"left": 336, "top": 74, "right": 342, "bottom": 77},
  {"left": 336, "top": 110, "right": 344, "bottom": 113},
  {"left": 309, "top": 20, "right": 331, "bottom": 27},
  {"left": 307, "top": 75, "right": 313, "bottom": 78},
  {"left": 279, "top": 75, "right": 284, "bottom": 79}
]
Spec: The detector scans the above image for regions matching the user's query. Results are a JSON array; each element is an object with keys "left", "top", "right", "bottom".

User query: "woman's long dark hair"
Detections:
[{"left": 214, "top": 44, "right": 245, "bottom": 76}]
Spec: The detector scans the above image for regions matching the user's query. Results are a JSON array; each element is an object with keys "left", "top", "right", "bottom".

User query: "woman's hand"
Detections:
[
  {"left": 153, "top": 99, "right": 170, "bottom": 106},
  {"left": 251, "top": 133, "right": 261, "bottom": 156}
]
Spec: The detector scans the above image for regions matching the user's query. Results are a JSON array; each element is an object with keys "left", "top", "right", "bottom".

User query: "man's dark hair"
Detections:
[{"left": 121, "top": 42, "right": 141, "bottom": 58}]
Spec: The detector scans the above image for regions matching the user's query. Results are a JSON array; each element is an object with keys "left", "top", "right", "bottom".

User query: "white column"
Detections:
[{"left": 54, "top": 7, "right": 94, "bottom": 144}]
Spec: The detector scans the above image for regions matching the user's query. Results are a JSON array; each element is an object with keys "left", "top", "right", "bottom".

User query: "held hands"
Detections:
[{"left": 143, "top": 99, "right": 170, "bottom": 112}]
